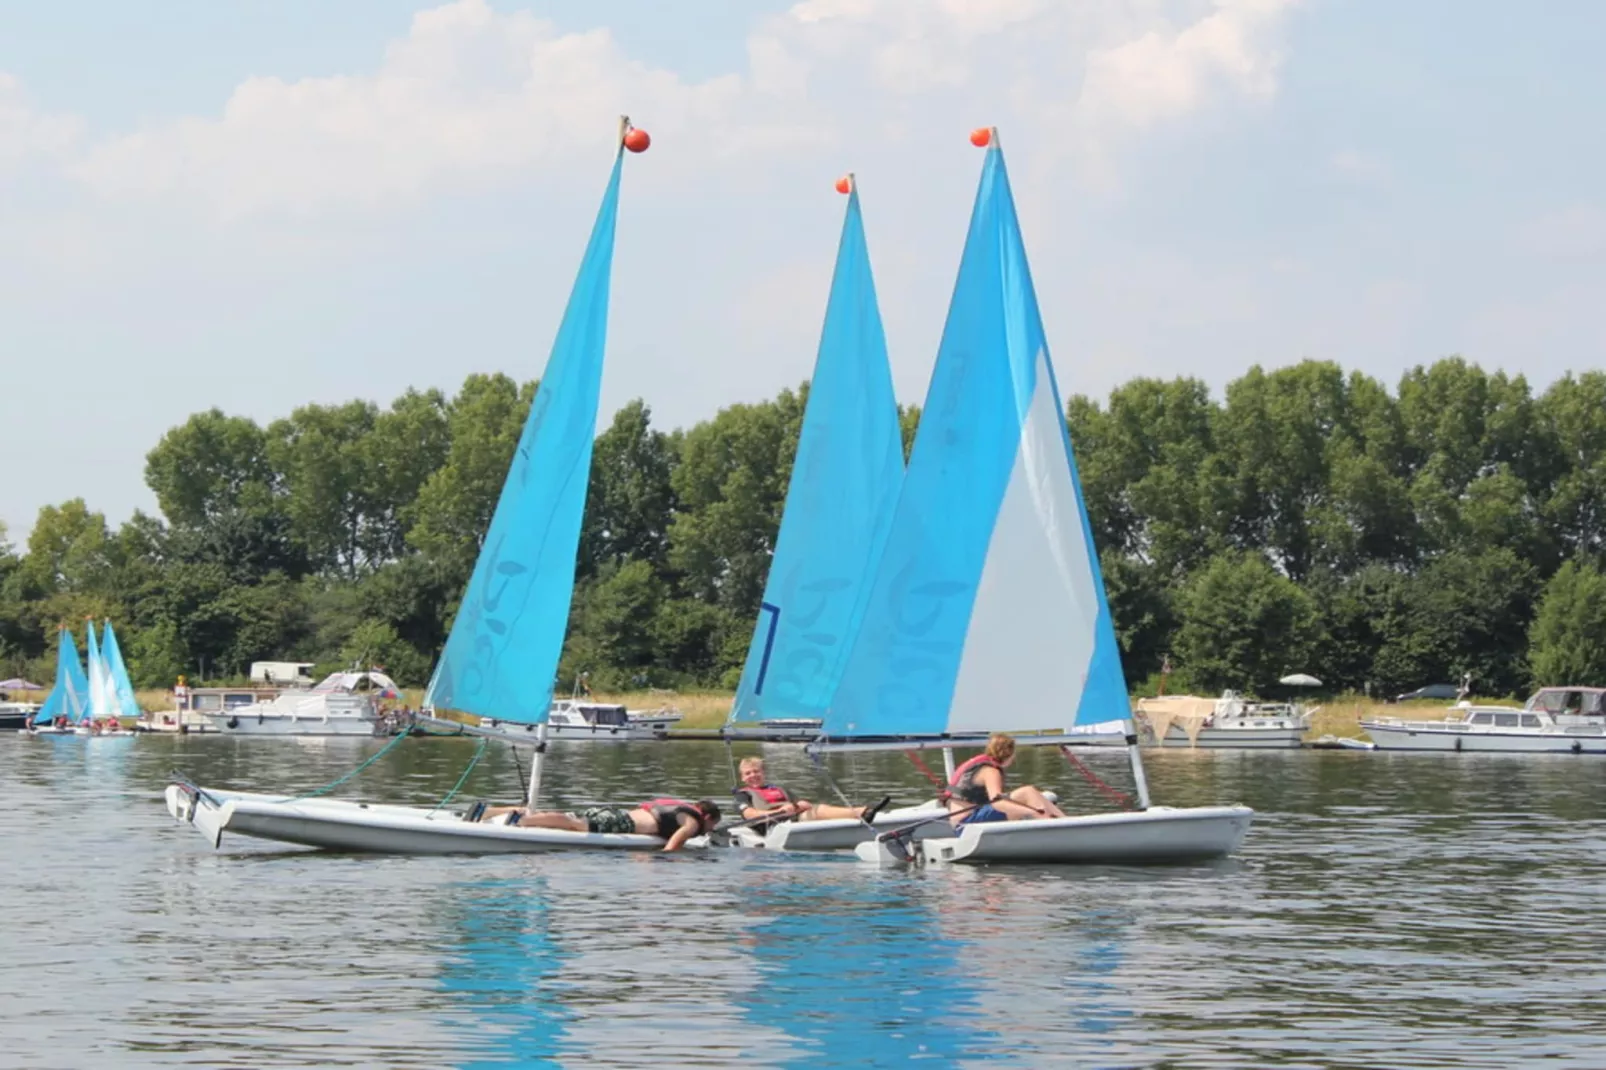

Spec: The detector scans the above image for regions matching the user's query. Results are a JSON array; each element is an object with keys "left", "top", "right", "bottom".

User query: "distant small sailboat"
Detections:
[
  {"left": 164, "top": 119, "right": 682, "bottom": 853},
  {"left": 24, "top": 626, "right": 90, "bottom": 735},
  {"left": 816, "top": 131, "right": 1253, "bottom": 866},
  {"left": 100, "top": 621, "right": 143, "bottom": 725}
]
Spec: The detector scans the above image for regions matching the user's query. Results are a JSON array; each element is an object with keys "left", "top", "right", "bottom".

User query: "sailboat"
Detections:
[
  {"left": 164, "top": 119, "right": 680, "bottom": 853},
  {"left": 817, "top": 130, "right": 1253, "bottom": 866},
  {"left": 23, "top": 626, "right": 90, "bottom": 735},
  {"left": 719, "top": 176, "right": 953, "bottom": 852},
  {"left": 99, "top": 621, "right": 142, "bottom": 730}
]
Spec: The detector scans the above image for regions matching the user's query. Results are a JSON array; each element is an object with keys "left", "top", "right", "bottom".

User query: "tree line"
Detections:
[{"left": 2, "top": 357, "right": 1604, "bottom": 699}]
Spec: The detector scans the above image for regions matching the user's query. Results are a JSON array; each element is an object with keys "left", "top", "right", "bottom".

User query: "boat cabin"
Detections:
[
  {"left": 1462, "top": 709, "right": 1549, "bottom": 730},
  {"left": 1524, "top": 687, "right": 1605, "bottom": 717},
  {"left": 550, "top": 700, "right": 630, "bottom": 727}
]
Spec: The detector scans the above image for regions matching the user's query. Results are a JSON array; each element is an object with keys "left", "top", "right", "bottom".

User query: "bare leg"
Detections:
[
  {"left": 798, "top": 802, "right": 863, "bottom": 822},
  {"left": 514, "top": 811, "right": 588, "bottom": 832},
  {"left": 1009, "top": 785, "right": 1065, "bottom": 818}
]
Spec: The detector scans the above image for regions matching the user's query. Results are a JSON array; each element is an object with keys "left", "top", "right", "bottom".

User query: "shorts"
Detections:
[
  {"left": 957, "top": 804, "right": 1009, "bottom": 827},
  {"left": 581, "top": 806, "right": 636, "bottom": 835}
]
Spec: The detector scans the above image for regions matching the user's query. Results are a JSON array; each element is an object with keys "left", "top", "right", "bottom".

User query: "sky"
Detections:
[{"left": 3, "top": 0, "right": 1604, "bottom": 542}]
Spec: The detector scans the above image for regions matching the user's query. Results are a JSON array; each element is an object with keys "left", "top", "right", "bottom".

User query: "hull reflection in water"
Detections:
[
  {"left": 435, "top": 879, "right": 571, "bottom": 1068},
  {"left": 733, "top": 870, "right": 998, "bottom": 1066}
]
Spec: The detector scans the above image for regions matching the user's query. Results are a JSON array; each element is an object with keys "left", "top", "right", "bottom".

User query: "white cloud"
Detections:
[
  {"left": 1331, "top": 149, "right": 1389, "bottom": 184},
  {"left": 63, "top": 0, "right": 1302, "bottom": 220},
  {"left": 0, "top": 73, "right": 81, "bottom": 172}
]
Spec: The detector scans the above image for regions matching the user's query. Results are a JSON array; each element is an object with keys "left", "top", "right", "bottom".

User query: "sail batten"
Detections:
[
  {"left": 728, "top": 187, "right": 903, "bottom": 725},
  {"left": 425, "top": 150, "right": 627, "bottom": 725},
  {"left": 822, "top": 142, "right": 1129, "bottom": 741}
]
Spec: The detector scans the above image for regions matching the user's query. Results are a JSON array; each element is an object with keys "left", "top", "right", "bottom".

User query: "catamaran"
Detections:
[
  {"left": 717, "top": 176, "right": 964, "bottom": 851},
  {"left": 164, "top": 119, "right": 687, "bottom": 854},
  {"left": 814, "top": 130, "right": 1253, "bottom": 867},
  {"left": 21, "top": 626, "right": 90, "bottom": 735}
]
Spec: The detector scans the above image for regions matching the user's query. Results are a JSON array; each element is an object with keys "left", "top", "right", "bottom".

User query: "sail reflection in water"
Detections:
[
  {"left": 436, "top": 879, "right": 571, "bottom": 1068},
  {"left": 732, "top": 870, "right": 997, "bottom": 1066}
]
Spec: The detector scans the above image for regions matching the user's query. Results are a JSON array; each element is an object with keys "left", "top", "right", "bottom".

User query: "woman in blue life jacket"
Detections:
[
  {"left": 474, "top": 798, "right": 721, "bottom": 852},
  {"left": 946, "top": 734, "right": 1066, "bottom": 828},
  {"left": 733, "top": 757, "right": 889, "bottom": 830}
]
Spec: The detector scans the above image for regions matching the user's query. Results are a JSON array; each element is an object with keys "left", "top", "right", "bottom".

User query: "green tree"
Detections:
[
  {"left": 340, "top": 620, "right": 429, "bottom": 685},
  {"left": 144, "top": 409, "right": 274, "bottom": 527},
  {"left": 267, "top": 399, "right": 379, "bottom": 578},
  {"left": 667, "top": 389, "right": 805, "bottom": 615},
  {"left": 580, "top": 399, "right": 676, "bottom": 581},
  {"left": 560, "top": 559, "right": 667, "bottom": 688},
  {"left": 1173, "top": 551, "right": 1318, "bottom": 691},
  {"left": 1528, "top": 561, "right": 1606, "bottom": 685},
  {"left": 407, "top": 374, "right": 535, "bottom": 587}
]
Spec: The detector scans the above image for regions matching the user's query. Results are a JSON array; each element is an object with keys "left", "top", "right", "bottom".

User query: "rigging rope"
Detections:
[
  {"left": 509, "top": 740, "right": 529, "bottom": 798},
  {"left": 903, "top": 749, "right": 948, "bottom": 793},
  {"left": 430, "top": 736, "right": 489, "bottom": 814},
  {"left": 279, "top": 727, "right": 412, "bottom": 802},
  {"left": 1059, "top": 745, "right": 1135, "bottom": 809}
]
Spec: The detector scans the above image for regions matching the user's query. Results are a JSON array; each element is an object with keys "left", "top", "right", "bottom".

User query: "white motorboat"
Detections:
[
  {"left": 1360, "top": 686, "right": 1606, "bottom": 752},
  {"left": 484, "top": 699, "right": 680, "bottom": 742},
  {"left": 200, "top": 671, "right": 395, "bottom": 737},
  {"left": 1134, "top": 691, "right": 1311, "bottom": 749}
]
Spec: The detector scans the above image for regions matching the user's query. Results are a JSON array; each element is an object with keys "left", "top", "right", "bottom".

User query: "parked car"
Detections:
[{"left": 1388, "top": 683, "right": 1461, "bottom": 704}]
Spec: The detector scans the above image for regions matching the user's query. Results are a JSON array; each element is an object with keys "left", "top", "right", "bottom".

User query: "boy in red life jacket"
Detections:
[
  {"left": 733, "top": 756, "right": 889, "bottom": 830},
  {"left": 947, "top": 733, "right": 1067, "bottom": 828}
]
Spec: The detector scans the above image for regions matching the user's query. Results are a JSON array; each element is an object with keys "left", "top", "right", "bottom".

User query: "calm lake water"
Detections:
[{"left": 2, "top": 733, "right": 1603, "bottom": 1069}]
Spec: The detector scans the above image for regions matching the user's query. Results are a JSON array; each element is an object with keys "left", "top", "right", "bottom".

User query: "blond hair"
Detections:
[
  {"left": 984, "top": 733, "right": 1016, "bottom": 764},
  {"left": 739, "top": 756, "right": 766, "bottom": 773}
]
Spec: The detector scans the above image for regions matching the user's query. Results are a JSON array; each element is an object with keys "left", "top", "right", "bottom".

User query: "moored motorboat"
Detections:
[
  {"left": 1134, "top": 692, "right": 1311, "bottom": 749},
  {"left": 1361, "top": 686, "right": 1606, "bottom": 752}
]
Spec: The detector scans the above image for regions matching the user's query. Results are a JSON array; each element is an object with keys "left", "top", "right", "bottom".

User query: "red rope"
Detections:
[
  {"left": 903, "top": 750, "right": 948, "bottom": 794},
  {"left": 1060, "top": 746, "right": 1135, "bottom": 809}
]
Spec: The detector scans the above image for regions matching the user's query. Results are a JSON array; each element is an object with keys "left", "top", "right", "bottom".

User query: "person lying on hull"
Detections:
[
  {"left": 473, "top": 798, "right": 721, "bottom": 852},
  {"left": 732, "top": 756, "right": 891, "bottom": 831},
  {"left": 946, "top": 733, "right": 1067, "bottom": 829}
]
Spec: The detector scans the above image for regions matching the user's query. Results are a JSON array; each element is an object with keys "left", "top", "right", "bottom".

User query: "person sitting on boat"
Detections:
[
  {"left": 473, "top": 798, "right": 721, "bottom": 852},
  {"left": 731, "top": 756, "right": 890, "bottom": 830},
  {"left": 946, "top": 734, "right": 1066, "bottom": 828}
]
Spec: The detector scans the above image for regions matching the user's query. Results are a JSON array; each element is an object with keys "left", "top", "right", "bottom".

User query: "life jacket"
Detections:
[
  {"left": 639, "top": 799, "right": 704, "bottom": 840},
  {"left": 748, "top": 784, "right": 790, "bottom": 806},
  {"left": 948, "top": 755, "right": 1002, "bottom": 807}
]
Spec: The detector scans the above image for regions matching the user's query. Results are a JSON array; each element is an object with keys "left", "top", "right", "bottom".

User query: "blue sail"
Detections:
[
  {"left": 425, "top": 150, "right": 626, "bottom": 724},
  {"left": 101, "top": 622, "right": 142, "bottom": 719},
  {"left": 84, "top": 621, "right": 109, "bottom": 722},
  {"left": 824, "top": 138, "right": 1129, "bottom": 739},
  {"left": 36, "top": 627, "right": 88, "bottom": 725},
  {"left": 729, "top": 185, "right": 904, "bottom": 725}
]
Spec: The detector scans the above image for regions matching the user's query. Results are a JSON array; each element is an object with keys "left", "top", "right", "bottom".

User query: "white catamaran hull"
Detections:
[
  {"left": 165, "top": 785, "right": 683, "bottom": 854},
  {"left": 727, "top": 791, "right": 1063, "bottom": 852},
  {"left": 727, "top": 804, "right": 951, "bottom": 852},
  {"left": 861, "top": 805, "right": 1253, "bottom": 866}
]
